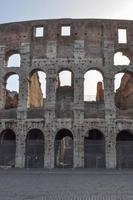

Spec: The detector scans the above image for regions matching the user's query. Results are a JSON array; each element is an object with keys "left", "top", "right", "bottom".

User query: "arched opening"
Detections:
[
  {"left": 54, "top": 129, "right": 73, "bottom": 168},
  {"left": 115, "top": 72, "right": 133, "bottom": 110},
  {"left": 28, "top": 70, "right": 46, "bottom": 108},
  {"left": 84, "top": 70, "right": 104, "bottom": 102},
  {"left": 114, "top": 52, "right": 130, "bottom": 66},
  {"left": 55, "top": 70, "right": 74, "bottom": 118},
  {"left": 84, "top": 129, "right": 105, "bottom": 168},
  {"left": 0, "top": 129, "right": 16, "bottom": 167},
  {"left": 5, "top": 74, "right": 19, "bottom": 109},
  {"left": 84, "top": 70, "right": 104, "bottom": 118},
  {"left": 7, "top": 54, "right": 21, "bottom": 67},
  {"left": 25, "top": 129, "right": 44, "bottom": 168},
  {"left": 116, "top": 130, "right": 133, "bottom": 168},
  {"left": 58, "top": 70, "right": 72, "bottom": 86}
]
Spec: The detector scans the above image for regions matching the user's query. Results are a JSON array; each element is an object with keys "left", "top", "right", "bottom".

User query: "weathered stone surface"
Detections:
[
  {"left": 0, "top": 18, "right": 133, "bottom": 169},
  {"left": 28, "top": 72, "right": 43, "bottom": 108},
  {"left": 96, "top": 81, "right": 104, "bottom": 102},
  {"left": 5, "top": 90, "right": 18, "bottom": 109},
  {"left": 115, "top": 73, "right": 133, "bottom": 110}
]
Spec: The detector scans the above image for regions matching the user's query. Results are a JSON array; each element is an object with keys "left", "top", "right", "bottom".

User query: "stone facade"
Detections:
[
  {"left": 0, "top": 18, "right": 133, "bottom": 169},
  {"left": 115, "top": 73, "right": 133, "bottom": 110}
]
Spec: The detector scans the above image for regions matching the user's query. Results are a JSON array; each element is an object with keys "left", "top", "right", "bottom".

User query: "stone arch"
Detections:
[
  {"left": 0, "top": 129, "right": 16, "bottom": 167},
  {"left": 4, "top": 72, "right": 19, "bottom": 109},
  {"left": 84, "top": 69, "right": 105, "bottom": 118},
  {"left": 55, "top": 69, "right": 74, "bottom": 118},
  {"left": 116, "top": 130, "right": 133, "bottom": 168},
  {"left": 84, "top": 129, "right": 105, "bottom": 168},
  {"left": 7, "top": 53, "right": 21, "bottom": 67},
  {"left": 25, "top": 129, "right": 45, "bottom": 168},
  {"left": 54, "top": 129, "right": 73, "bottom": 168},
  {"left": 84, "top": 69, "right": 104, "bottom": 102},
  {"left": 114, "top": 70, "right": 133, "bottom": 110},
  {"left": 114, "top": 50, "right": 131, "bottom": 66},
  {"left": 28, "top": 69, "right": 46, "bottom": 108},
  {"left": 57, "top": 68, "right": 74, "bottom": 87}
]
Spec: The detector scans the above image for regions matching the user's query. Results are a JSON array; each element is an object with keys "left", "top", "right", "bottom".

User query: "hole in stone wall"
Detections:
[
  {"left": 114, "top": 52, "right": 130, "bottom": 65},
  {"left": 61, "top": 26, "right": 71, "bottom": 36},
  {"left": 118, "top": 29, "right": 127, "bottom": 44},
  {"left": 59, "top": 70, "right": 72, "bottom": 86},
  {"left": 35, "top": 27, "right": 44, "bottom": 37},
  {"left": 84, "top": 70, "right": 104, "bottom": 102},
  {"left": 114, "top": 73, "right": 125, "bottom": 92},
  {"left": 7, "top": 54, "right": 21, "bottom": 67},
  {"left": 28, "top": 71, "right": 46, "bottom": 108},
  {"left": 5, "top": 74, "right": 19, "bottom": 109},
  {"left": 55, "top": 70, "right": 74, "bottom": 118},
  {"left": 115, "top": 72, "right": 133, "bottom": 110}
]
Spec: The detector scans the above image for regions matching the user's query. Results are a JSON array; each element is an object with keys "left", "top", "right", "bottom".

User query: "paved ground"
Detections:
[{"left": 0, "top": 169, "right": 133, "bottom": 200}]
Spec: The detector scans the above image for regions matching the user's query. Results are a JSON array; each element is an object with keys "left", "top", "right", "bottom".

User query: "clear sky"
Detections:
[
  {"left": 2, "top": 0, "right": 132, "bottom": 100},
  {"left": 0, "top": 0, "right": 133, "bottom": 24}
]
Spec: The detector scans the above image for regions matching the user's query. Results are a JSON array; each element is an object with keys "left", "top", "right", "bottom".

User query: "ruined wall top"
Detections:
[{"left": 0, "top": 18, "right": 133, "bottom": 59}]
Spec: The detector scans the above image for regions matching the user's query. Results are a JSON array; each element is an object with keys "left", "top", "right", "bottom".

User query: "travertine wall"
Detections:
[
  {"left": 115, "top": 73, "right": 133, "bottom": 110},
  {"left": 27, "top": 72, "right": 43, "bottom": 108},
  {"left": 0, "top": 18, "right": 133, "bottom": 168}
]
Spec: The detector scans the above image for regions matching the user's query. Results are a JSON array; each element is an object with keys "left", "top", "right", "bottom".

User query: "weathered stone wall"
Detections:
[
  {"left": 5, "top": 90, "right": 18, "bottom": 109},
  {"left": 0, "top": 18, "right": 133, "bottom": 168},
  {"left": 115, "top": 73, "right": 133, "bottom": 110},
  {"left": 28, "top": 72, "right": 43, "bottom": 108},
  {"left": 96, "top": 82, "right": 104, "bottom": 102}
]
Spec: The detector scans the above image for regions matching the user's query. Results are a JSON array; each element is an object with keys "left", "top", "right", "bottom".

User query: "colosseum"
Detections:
[{"left": 0, "top": 18, "right": 133, "bottom": 169}]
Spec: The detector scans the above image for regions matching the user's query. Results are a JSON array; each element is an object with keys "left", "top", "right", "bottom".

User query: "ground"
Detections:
[{"left": 0, "top": 169, "right": 133, "bottom": 200}]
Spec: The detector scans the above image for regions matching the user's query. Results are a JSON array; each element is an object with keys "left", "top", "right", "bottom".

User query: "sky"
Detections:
[
  {"left": 2, "top": 0, "right": 132, "bottom": 100},
  {"left": 1, "top": 0, "right": 133, "bottom": 24}
]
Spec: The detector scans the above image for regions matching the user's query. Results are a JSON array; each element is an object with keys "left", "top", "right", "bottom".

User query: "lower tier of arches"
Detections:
[{"left": 0, "top": 127, "right": 133, "bottom": 169}]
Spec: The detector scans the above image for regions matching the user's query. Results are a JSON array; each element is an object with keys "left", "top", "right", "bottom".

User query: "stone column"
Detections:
[
  {"left": 73, "top": 72, "right": 84, "bottom": 168},
  {"left": 73, "top": 73, "right": 84, "bottom": 122},
  {"left": 105, "top": 124, "right": 116, "bottom": 168},
  {"left": 45, "top": 71, "right": 56, "bottom": 122},
  {"left": 44, "top": 70, "right": 56, "bottom": 168},
  {"left": 44, "top": 128, "right": 55, "bottom": 168},
  {"left": 102, "top": 40, "right": 116, "bottom": 168},
  {"left": 73, "top": 126, "right": 84, "bottom": 168},
  {"left": 0, "top": 46, "right": 6, "bottom": 109},
  {"left": 103, "top": 40, "right": 115, "bottom": 119},
  {"left": 104, "top": 76, "right": 116, "bottom": 119},
  {"left": 17, "top": 43, "right": 30, "bottom": 119},
  {"left": 15, "top": 122, "right": 26, "bottom": 168},
  {"left": 104, "top": 75, "right": 116, "bottom": 168}
]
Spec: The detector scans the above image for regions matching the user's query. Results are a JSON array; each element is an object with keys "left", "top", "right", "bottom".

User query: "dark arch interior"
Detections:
[
  {"left": 1, "top": 129, "right": 16, "bottom": 142},
  {"left": 117, "top": 130, "right": 133, "bottom": 141},
  {"left": 116, "top": 130, "right": 133, "bottom": 168},
  {"left": 27, "top": 129, "right": 44, "bottom": 140},
  {"left": 84, "top": 129, "right": 105, "bottom": 168},
  {"left": 0, "top": 129, "right": 16, "bottom": 167},
  {"left": 55, "top": 129, "right": 73, "bottom": 140},
  {"left": 56, "top": 70, "right": 74, "bottom": 118},
  {"left": 25, "top": 129, "right": 44, "bottom": 168},
  {"left": 55, "top": 129, "right": 73, "bottom": 168},
  {"left": 85, "top": 129, "right": 104, "bottom": 140}
]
